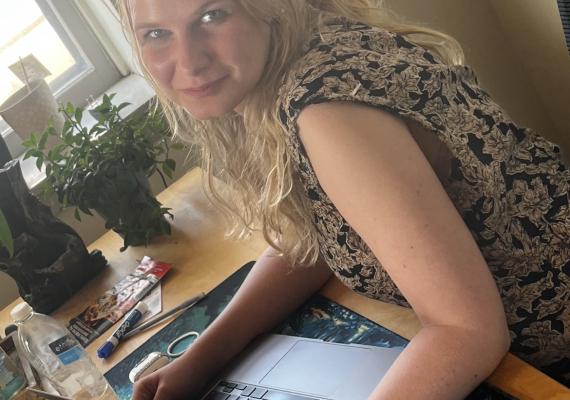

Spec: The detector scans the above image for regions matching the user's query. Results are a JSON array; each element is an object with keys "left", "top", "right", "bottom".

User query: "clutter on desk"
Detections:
[
  {"left": 103, "top": 261, "right": 514, "bottom": 400},
  {"left": 97, "top": 302, "right": 148, "bottom": 359},
  {"left": 123, "top": 292, "right": 205, "bottom": 340},
  {"left": 105, "top": 262, "right": 253, "bottom": 399},
  {"left": 9, "top": 303, "right": 116, "bottom": 400},
  {"left": 137, "top": 284, "right": 163, "bottom": 327},
  {"left": 68, "top": 256, "right": 172, "bottom": 347}
]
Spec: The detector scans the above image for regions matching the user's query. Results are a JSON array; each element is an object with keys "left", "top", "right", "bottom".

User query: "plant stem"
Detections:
[{"left": 156, "top": 166, "right": 168, "bottom": 189}]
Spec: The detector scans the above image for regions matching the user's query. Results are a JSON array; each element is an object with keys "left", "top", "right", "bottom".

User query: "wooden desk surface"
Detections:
[{"left": 1, "top": 168, "right": 568, "bottom": 400}]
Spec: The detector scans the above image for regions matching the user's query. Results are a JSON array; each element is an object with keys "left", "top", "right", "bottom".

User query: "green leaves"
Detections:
[
  {"left": 74, "top": 107, "right": 83, "bottom": 124},
  {"left": 0, "top": 209, "right": 14, "bottom": 257},
  {"left": 20, "top": 93, "right": 184, "bottom": 251},
  {"left": 163, "top": 158, "right": 176, "bottom": 179}
]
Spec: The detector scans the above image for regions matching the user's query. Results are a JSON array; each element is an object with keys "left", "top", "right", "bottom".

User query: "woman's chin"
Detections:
[
  {"left": 181, "top": 99, "right": 237, "bottom": 121},
  {"left": 189, "top": 109, "right": 232, "bottom": 121}
]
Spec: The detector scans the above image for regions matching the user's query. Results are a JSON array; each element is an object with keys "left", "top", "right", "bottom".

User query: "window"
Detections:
[{"left": 1, "top": 0, "right": 124, "bottom": 157}]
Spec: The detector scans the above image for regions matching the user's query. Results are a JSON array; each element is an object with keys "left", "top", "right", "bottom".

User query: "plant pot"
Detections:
[
  {"left": 92, "top": 170, "right": 171, "bottom": 251},
  {"left": 0, "top": 160, "right": 107, "bottom": 314},
  {"left": 0, "top": 79, "right": 63, "bottom": 148}
]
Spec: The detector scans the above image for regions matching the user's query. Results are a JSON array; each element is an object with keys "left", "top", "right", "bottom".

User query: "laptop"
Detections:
[{"left": 200, "top": 334, "right": 405, "bottom": 400}]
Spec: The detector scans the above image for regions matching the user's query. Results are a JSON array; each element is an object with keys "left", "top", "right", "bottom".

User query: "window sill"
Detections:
[{"left": 19, "top": 74, "right": 156, "bottom": 191}]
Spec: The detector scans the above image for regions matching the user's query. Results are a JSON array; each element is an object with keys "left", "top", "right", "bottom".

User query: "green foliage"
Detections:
[
  {"left": 23, "top": 94, "right": 180, "bottom": 251},
  {"left": 0, "top": 209, "right": 14, "bottom": 257}
]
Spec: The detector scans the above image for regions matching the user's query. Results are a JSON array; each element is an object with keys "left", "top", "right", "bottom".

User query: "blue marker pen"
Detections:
[{"left": 97, "top": 302, "right": 148, "bottom": 359}]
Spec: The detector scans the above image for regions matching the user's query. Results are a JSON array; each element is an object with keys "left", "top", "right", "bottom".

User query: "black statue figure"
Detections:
[{"left": 0, "top": 158, "right": 107, "bottom": 314}]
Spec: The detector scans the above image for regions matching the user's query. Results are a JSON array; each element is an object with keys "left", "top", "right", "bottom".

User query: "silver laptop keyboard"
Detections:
[{"left": 203, "top": 380, "right": 319, "bottom": 400}]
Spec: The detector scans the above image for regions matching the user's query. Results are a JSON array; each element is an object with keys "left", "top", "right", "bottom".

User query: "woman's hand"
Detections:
[
  {"left": 132, "top": 247, "right": 332, "bottom": 400},
  {"left": 132, "top": 358, "right": 204, "bottom": 400}
]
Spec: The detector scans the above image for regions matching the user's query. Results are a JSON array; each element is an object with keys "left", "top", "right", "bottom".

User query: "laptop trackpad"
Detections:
[{"left": 260, "top": 340, "right": 371, "bottom": 398}]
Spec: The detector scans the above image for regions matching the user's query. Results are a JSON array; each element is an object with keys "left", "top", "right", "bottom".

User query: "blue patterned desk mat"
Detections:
[{"left": 104, "top": 261, "right": 515, "bottom": 400}]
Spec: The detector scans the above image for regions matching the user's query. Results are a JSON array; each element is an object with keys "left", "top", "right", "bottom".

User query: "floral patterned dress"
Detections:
[{"left": 277, "top": 19, "right": 570, "bottom": 385}]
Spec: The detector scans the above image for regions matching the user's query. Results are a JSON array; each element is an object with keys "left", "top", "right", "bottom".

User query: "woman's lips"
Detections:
[{"left": 180, "top": 76, "right": 228, "bottom": 98}]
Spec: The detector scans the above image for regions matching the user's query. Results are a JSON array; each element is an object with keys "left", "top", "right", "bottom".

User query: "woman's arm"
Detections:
[
  {"left": 182, "top": 246, "right": 332, "bottom": 383},
  {"left": 132, "top": 246, "right": 332, "bottom": 399},
  {"left": 297, "top": 102, "right": 511, "bottom": 400}
]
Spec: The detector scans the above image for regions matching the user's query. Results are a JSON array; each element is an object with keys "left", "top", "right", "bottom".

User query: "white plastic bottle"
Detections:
[{"left": 10, "top": 302, "right": 116, "bottom": 400}]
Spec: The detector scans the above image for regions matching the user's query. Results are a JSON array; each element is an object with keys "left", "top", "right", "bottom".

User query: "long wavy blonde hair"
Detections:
[{"left": 116, "top": 0, "right": 464, "bottom": 266}]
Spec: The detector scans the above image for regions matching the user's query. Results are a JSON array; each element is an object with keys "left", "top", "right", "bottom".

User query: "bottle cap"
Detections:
[
  {"left": 97, "top": 341, "right": 115, "bottom": 359},
  {"left": 10, "top": 302, "right": 33, "bottom": 323}
]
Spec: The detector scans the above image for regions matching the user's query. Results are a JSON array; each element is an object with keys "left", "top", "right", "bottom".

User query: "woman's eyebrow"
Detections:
[{"left": 134, "top": 0, "right": 228, "bottom": 30}]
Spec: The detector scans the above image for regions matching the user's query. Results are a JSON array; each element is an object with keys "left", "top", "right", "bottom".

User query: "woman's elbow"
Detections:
[
  {"left": 496, "top": 323, "right": 511, "bottom": 359},
  {"left": 480, "top": 320, "right": 511, "bottom": 375}
]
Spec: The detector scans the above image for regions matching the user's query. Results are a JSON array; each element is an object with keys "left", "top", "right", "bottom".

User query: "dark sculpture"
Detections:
[{"left": 0, "top": 159, "right": 107, "bottom": 314}]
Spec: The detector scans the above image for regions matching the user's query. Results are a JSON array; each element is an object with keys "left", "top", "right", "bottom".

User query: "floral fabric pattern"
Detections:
[{"left": 278, "top": 20, "right": 570, "bottom": 385}]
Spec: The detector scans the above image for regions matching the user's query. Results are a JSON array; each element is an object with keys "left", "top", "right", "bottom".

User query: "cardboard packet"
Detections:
[{"left": 68, "top": 256, "right": 171, "bottom": 346}]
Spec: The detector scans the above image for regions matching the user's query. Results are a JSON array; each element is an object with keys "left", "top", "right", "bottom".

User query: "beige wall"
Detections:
[
  {"left": 490, "top": 0, "right": 570, "bottom": 153},
  {"left": 386, "top": 0, "right": 569, "bottom": 154}
]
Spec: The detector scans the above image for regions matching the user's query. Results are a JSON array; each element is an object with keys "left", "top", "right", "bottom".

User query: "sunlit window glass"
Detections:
[{"left": 0, "top": 0, "right": 76, "bottom": 104}]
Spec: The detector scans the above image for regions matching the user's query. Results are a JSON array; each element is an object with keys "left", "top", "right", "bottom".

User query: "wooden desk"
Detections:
[{"left": 0, "top": 168, "right": 568, "bottom": 399}]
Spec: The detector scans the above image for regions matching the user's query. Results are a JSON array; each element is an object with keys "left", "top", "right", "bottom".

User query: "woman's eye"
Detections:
[
  {"left": 200, "top": 9, "right": 229, "bottom": 24},
  {"left": 143, "top": 29, "right": 169, "bottom": 41}
]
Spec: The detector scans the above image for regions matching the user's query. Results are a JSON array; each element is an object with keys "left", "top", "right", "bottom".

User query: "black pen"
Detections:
[{"left": 123, "top": 292, "right": 206, "bottom": 339}]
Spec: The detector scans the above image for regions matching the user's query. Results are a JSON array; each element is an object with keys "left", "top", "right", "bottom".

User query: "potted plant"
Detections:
[{"left": 23, "top": 94, "right": 182, "bottom": 251}]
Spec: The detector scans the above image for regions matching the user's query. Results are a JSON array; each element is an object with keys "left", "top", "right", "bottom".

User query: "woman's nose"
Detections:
[{"left": 175, "top": 34, "right": 212, "bottom": 77}]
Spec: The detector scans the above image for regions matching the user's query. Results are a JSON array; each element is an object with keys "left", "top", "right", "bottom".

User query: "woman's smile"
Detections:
[{"left": 178, "top": 75, "right": 229, "bottom": 99}]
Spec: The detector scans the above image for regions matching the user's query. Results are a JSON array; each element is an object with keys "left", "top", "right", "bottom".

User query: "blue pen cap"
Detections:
[{"left": 97, "top": 341, "right": 115, "bottom": 359}]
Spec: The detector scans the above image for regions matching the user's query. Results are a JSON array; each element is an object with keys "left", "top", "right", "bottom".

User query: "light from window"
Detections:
[{"left": 0, "top": 0, "right": 75, "bottom": 104}]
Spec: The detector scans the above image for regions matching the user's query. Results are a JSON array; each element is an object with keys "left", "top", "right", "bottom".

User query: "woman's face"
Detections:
[{"left": 131, "top": 0, "right": 271, "bottom": 119}]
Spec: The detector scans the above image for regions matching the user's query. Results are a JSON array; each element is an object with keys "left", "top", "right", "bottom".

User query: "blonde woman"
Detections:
[{"left": 117, "top": 0, "right": 570, "bottom": 398}]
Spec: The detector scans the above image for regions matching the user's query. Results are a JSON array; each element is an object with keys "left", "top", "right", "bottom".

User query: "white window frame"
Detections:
[{"left": 1, "top": 0, "right": 131, "bottom": 157}]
